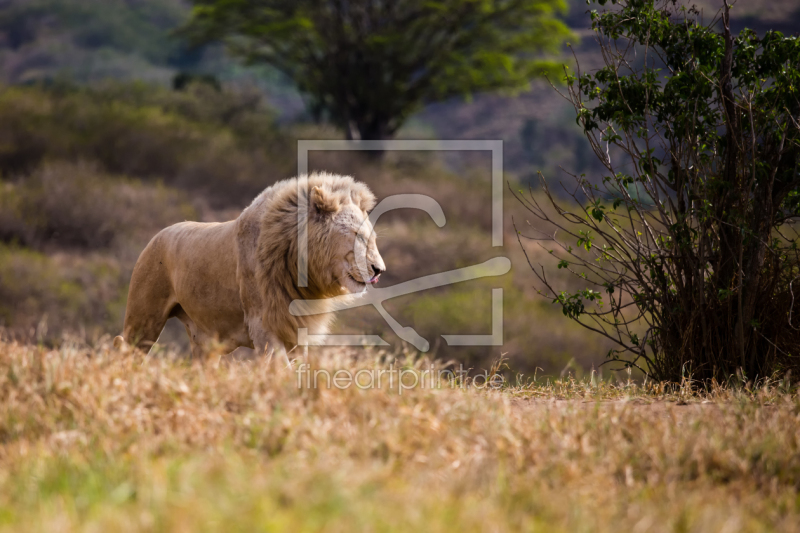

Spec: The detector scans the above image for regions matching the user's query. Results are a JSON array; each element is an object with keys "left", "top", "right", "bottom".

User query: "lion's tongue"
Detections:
[{"left": 368, "top": 274, "right": 381, "bottom": 284}]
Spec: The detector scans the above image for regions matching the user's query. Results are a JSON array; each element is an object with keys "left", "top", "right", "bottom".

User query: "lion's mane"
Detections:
[{"left": 240, "top": 172, "right": 377, "bottom": 346}]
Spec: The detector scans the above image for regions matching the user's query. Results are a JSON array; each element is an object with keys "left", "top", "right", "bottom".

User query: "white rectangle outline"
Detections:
[{"left": 297, "top": 139, "right": 503, "bottom": 287}]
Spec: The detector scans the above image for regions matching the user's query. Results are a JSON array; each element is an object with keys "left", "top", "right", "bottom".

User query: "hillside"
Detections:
[
  {"left": 418, "top": 0, "right": 800, "bottom": 180},
  {"left": 0, "top": 0, "right": 304, "bottom": 115},
  {"left": 2, "top": 0, "right": 798, "bottom": 176}
]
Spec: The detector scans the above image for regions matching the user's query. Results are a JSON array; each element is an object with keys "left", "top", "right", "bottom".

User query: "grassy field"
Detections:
[{"left": 0, "top": 338, "right": 798, "bottom": 532}]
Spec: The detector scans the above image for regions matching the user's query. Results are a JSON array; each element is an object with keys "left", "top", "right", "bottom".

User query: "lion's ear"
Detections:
[
  {"left": 311, "top": 185, "right": 339, "bottom": 214},
  {"left": 351, "top": 185, "right": 376, "bottom": 212}
]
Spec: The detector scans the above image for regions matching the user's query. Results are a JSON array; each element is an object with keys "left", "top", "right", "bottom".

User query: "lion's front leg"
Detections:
[
  {"left": 270, "top": 341, "right": 292, "bottom": 367},
  {"left": 247, "top": 319, "right": 291, "bottom": 367},
  {"left": 261, "top": 332, "right": 291, "bottom": 367}
]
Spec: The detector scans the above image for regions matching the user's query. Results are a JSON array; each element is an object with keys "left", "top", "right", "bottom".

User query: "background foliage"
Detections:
[{"left": 181, "top": 0, "right": 573, "bottom": 142}]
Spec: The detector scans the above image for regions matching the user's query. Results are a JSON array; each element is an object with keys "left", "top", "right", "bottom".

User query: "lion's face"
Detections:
[
  {"left": 329, "top": 202, "right": 385, "bottom": 295},
  {"left": 305, "top": 182, "right": 384, "bottom": 297}
]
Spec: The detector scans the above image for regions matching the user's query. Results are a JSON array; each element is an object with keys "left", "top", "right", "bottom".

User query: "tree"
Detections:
[
  {"left": 513, "top": 0, "right": 800, "bottom": 382},
  {"left": 181, "top": 0, "right": 572, "bottom": 142}
]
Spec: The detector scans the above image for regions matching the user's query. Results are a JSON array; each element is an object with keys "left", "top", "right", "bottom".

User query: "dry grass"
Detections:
[{"left": 0, "top": 338, "right": 798, "bottom": 532}]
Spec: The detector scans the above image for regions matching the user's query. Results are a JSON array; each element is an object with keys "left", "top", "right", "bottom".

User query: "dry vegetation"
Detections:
[{"left": 0, "top": 338, "right": 797, "bottom": 532}]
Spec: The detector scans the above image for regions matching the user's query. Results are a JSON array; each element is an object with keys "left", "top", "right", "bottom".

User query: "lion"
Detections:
[{"left": 113, "top": 172, "right": 385, "bottom": 363}]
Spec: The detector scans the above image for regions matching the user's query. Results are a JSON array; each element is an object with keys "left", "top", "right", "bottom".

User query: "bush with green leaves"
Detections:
[
  {"left": 514, "top": 0, "right": 800, "bottom": 381},
  {"left": 0, "top": 244, "right": 129, "bottom": 341},
  {"left": 0, "top": 81, "right": 293, "bottom": 205},
  {"left": 0, "top": 161, "right": 196, "bottom": 250}
]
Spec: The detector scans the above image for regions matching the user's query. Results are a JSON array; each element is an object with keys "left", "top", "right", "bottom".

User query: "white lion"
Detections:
[{"left": 113, "top": 173, "right": 385, "bottom": 363}]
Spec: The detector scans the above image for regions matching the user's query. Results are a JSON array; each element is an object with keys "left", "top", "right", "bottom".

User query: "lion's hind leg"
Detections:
[
  {"left": 120, "top": 263, "right": 174, "bottom": 354},
  {"left": 121, "top": 304, "right": 171, "bottom": 355},
  {"left": 171, "top": 306, "right": 212, "bottom": 359}
]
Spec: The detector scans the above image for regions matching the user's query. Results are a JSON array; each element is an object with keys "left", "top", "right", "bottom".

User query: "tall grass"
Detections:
[{"left": 0, "top": 338, "right": 797, "bottom": 532}]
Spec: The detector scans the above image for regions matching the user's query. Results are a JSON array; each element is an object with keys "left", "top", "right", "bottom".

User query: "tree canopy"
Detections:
[{"left": 181, "top": 0, "right": 572, "bottom": 140}]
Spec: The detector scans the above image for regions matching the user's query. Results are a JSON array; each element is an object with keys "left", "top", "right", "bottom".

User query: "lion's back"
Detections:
[
  {"left": 154, "top": 220, "right": 240, "bottom": 302},
  {"left": 125, "top": 221, "right": 241, "bottom": 325}
]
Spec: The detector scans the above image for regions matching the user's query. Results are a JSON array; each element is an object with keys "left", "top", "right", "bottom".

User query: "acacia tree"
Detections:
[
  {"left": 514, "top": 0, "right": 800, "bottom": 381},
  {"left": 181, "top": 0, "right": 571, "bottom": 142}
]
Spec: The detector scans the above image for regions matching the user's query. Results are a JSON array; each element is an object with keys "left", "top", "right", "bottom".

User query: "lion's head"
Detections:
[
  {"left": 250, "top": 173, "right": 385, "bottom": 346},
  {"left": 307, "top": 178, "right": 385, "bottom": 297}
]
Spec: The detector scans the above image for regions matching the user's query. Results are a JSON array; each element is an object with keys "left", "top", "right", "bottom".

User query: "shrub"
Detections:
[
  {"left": 0, "top": 245, "right": 128, "bottom": 340},
  {"left": 0, "top": 161, "right": 196, "bottom": 250},
  {"left": 0, "top": 82, "right": 294, "bottom": 205},
  {"left": 514, "top": 0, "right": 800, "bottom": 381}
]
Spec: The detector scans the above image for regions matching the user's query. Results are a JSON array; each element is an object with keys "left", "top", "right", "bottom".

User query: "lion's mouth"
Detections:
[
  {"left": 348, "top": 273, "right": 366, "bottom": 286},
  {"left": 348, "top": 273, "right": 381, "bottom": 286}
]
